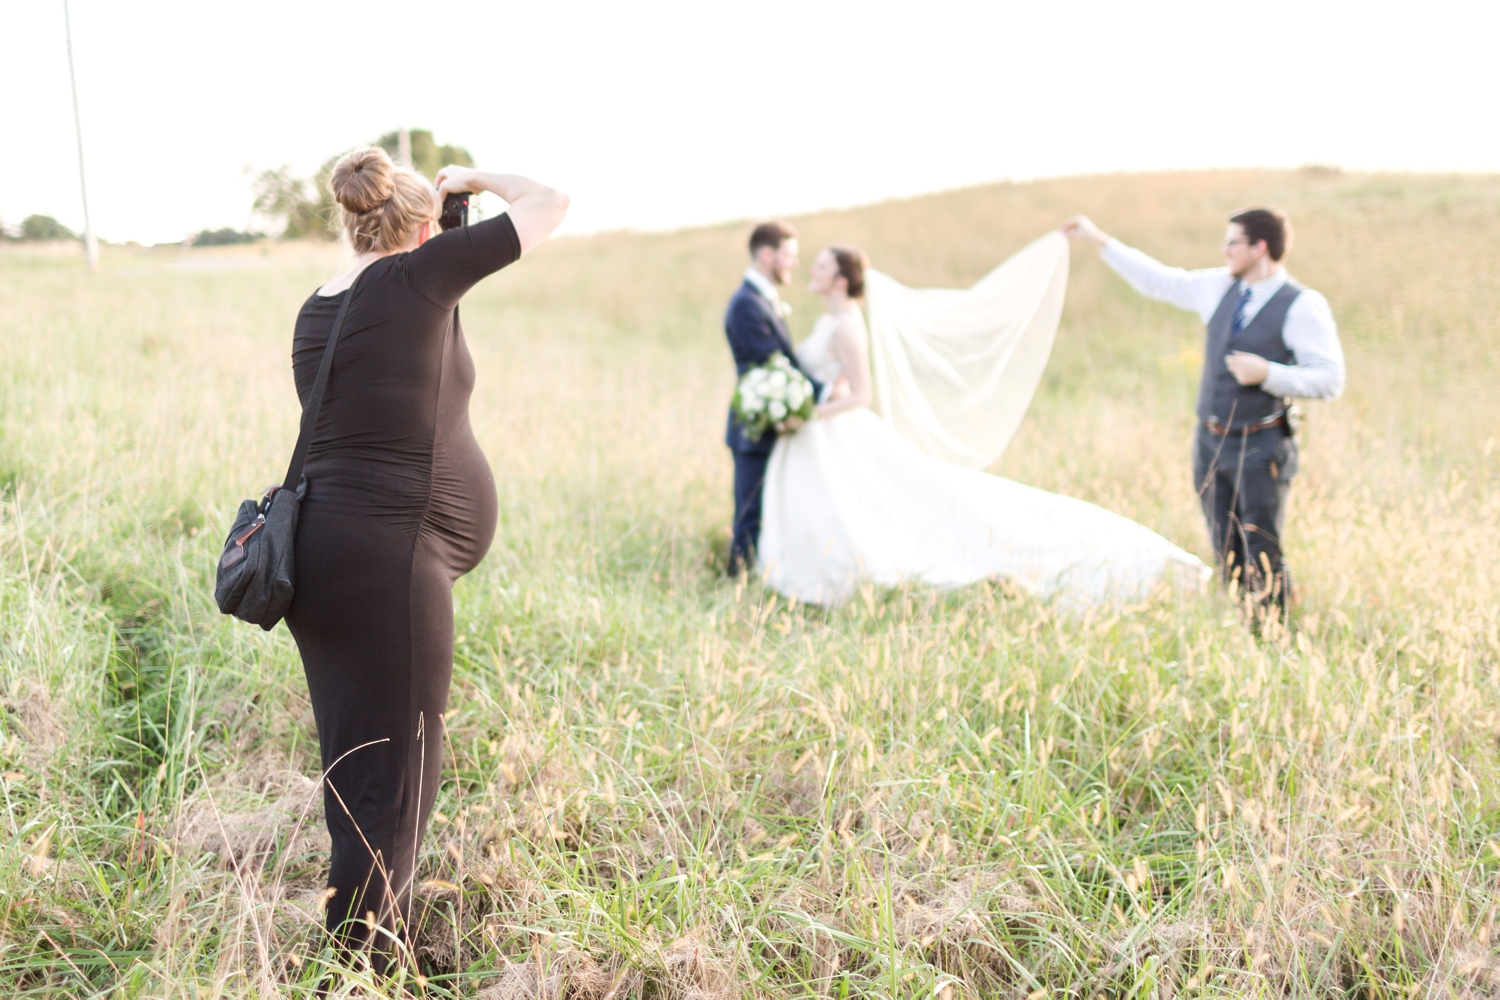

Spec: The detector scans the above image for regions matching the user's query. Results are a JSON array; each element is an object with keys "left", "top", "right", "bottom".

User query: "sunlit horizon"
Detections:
[{"left": 4, "top": 0, "right": 1498, "bottom": 245}]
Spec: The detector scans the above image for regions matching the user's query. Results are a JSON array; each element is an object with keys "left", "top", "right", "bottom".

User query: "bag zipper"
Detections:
[{"left": 232, "top": 516, "right": 265, "bottom": 547}]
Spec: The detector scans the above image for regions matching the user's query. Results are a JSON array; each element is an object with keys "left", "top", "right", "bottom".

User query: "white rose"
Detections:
[
  {"left": 767, "top": 371, "right": 788, "bottom": 392},
  {"left": 769, "top": 401, "right": 788, "bottom": 420}
]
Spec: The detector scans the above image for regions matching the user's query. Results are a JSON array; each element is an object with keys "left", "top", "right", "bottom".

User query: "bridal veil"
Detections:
[{"left": 865, "top": 231, "right": 1070, "bottom": 469}]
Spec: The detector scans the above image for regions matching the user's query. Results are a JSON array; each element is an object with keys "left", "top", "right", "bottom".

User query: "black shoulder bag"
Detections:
[{"left": 214, "top": 273, "right": 363, "bottom": 630}]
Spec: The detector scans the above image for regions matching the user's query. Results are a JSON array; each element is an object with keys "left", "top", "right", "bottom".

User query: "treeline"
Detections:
[
  {"left": 0, "top": 215, "right": 262, "bottom": 248},
  {"left": 2, "top": 129, "right": 472, "bottom": 248},
  {"left": 2, "top": 215, "right": 80, "bottom": 241},
  {"left": 252, "top": 129, "right": 473, "bottom": 240}
]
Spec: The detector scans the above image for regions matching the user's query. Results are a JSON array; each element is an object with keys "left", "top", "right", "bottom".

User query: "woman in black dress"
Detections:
[{"left": 285, "top": 147, "right": 567, "bottom": 969}]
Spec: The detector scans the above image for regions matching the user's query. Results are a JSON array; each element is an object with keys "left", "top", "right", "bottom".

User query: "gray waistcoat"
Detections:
[{"left": 1196, "top": 279, "right": 1302, "bottom": 428}]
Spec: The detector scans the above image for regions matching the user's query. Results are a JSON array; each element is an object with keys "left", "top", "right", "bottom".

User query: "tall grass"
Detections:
[{"left": 0, "top": 169, "right": 1497, "bottom": 997}]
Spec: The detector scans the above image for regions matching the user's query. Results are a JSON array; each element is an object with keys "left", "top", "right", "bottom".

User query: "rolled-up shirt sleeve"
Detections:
[
  {"left": 1100, "top": 239, "right": 1230, "bottom": 320},
  {"left": 1260, "top": 289, "right": 1345, "bottom": 400}
]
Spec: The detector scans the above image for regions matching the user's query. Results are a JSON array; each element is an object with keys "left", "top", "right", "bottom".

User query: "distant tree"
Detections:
[
  {"left": 251, "top": 130, "right": 472, "bottom": 241},
  {"left": 20, "top": 215, "right": 78, "bottom": 241},
  {"left": 252, "top": 164, "right": 336, "bottom": 240},
  {"left": 308, "top": 153, "right": 343, "bottom": 232},
  {"left": 191, "top": 227, "right": 262, "bottom": 247},
  {"left": 376, "top": 129, "right": 474, "bottom": 181}
]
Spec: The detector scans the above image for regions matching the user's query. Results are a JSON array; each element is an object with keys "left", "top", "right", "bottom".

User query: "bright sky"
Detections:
[{"left": 3, "top": 0, "right": 1497, "bottom": 245}]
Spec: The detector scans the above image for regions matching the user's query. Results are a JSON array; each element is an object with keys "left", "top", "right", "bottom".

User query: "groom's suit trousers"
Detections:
[
  {"left": 730, "top": 449, "right": 771, "bottom": 574},
  {"left": 1194, "top": 425, "right": 1298, "bottom": 607}
]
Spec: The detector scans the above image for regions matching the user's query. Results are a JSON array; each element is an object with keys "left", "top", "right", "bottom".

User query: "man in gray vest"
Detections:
[{"left": 1062, "top": 208, "right": 1345, "bottom": 613}]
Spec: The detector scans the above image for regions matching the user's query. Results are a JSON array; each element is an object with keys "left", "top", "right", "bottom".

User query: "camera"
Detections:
[{"left": 439, "top": 192, "right": 469, "bottom": 231}]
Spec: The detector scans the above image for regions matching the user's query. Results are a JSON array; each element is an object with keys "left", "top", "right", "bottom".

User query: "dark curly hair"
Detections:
[{"left": 1229, "top": 207, "right": 1292, "bottom": 261}]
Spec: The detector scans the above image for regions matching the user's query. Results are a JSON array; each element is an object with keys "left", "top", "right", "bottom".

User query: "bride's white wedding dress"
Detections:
[{"left": 756, "top": 236, "right": 1209, "bottom": 607}]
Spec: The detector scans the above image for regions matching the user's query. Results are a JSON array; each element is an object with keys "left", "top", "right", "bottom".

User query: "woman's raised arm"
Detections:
[{"left": 436, "top": 166, "right": 569, "bottom": 254}]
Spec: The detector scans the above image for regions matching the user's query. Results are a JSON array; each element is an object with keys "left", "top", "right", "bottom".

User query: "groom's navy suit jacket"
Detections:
[{"left": 723, "top": 280, "right": 824, "bottom": 454}]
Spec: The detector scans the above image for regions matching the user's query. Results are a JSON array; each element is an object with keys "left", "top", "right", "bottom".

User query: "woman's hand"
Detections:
[
  {"left": 431, "top": 167, "right": 570, "bottom": 255},
  {"left": 435, "top": 165, "right": 479, "bottom": 195},
  {"left": 774, "top": 415, "right": 807, "bottom": 433},
  {"left": 810, "top": 378, "right": 851, "bottom": 417}
]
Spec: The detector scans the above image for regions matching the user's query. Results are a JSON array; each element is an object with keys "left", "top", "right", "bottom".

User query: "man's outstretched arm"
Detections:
[{"left": 1062, "top": 216, "right": 1227, "bottom": 321}]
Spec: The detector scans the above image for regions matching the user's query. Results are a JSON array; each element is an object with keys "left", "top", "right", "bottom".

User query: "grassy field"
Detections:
[{"left": 0, "top": 168, "right": 1498, "bottom": 998}]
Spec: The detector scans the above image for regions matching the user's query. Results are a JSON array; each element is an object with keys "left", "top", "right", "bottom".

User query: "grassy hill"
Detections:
[{"left": 0, "top": 169, "right": 1497, "bottom": 996}]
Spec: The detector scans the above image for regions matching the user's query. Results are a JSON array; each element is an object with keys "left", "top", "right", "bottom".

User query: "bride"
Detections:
[{"left": 755, "top": 236, "right": 1210, "bottom": 607}]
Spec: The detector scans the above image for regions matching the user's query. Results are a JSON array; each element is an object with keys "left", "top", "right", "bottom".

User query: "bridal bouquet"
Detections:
[{"left": 732, "top": 353, "right": 815, "bottom": 441}]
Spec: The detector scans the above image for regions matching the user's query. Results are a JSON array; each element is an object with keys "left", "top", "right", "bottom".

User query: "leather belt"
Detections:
[{"left": 1204, "top": 413, "right": 1285, "bottom": 436}]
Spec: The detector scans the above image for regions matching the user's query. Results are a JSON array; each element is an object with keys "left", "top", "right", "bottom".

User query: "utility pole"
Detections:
[{"left": 63, "top": 0, "right": 98, "bottom": 271}]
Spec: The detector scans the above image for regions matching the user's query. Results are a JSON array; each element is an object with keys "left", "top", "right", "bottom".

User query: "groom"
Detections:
[
  {"left": 723, "top": 221, "right": 823, "bottom": 576},
  {"left": 1063, "top": 208, "right": 1345, "bottom": 613}
]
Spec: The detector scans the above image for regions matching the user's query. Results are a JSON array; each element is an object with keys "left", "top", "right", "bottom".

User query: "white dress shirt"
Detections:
[
  {"left": 1101, "top": 239, "right": 1345, "bottom": 401},
  {"left": 743, "top": 267, "right": 791, "bottom": 318}
]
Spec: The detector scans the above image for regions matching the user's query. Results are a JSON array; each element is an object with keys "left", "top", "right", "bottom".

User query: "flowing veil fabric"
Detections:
[{"left": 865, "top": 231, "right": 1070, "bottom": 469}]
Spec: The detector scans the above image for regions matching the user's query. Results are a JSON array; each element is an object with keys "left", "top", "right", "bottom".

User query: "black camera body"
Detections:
[{"left": 439, "top": 192, "right": 470, "bottom": 231}]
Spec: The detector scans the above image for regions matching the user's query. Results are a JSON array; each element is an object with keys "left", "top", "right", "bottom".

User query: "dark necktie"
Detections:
[{"left": 1231, "top": 285, "right": 1253, "bottom": 335}]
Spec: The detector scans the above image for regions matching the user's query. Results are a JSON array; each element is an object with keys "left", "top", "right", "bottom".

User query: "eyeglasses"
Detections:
[{"left": 1223, "top": 238, "right": 1251, "bottom": 249}]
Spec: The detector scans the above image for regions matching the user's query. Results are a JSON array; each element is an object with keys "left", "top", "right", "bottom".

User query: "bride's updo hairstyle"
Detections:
[
  {"left": 829, "top": 245, "right": 868, "bottom": 299},
  {"left": 329, "top": 147, "right": 440, "bottom": 254}
]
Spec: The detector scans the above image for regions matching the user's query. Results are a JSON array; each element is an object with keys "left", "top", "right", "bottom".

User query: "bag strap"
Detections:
[{"left": 282, "top": 270, "right": 365, "bottom": 490}]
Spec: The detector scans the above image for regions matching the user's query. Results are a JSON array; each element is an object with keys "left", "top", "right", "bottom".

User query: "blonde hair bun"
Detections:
[
  {"left": 327, "top": 147, "right": 439, "bottom": 254},
  {"left": 330, "top": 148, "right": 396, "bottom": 215}
]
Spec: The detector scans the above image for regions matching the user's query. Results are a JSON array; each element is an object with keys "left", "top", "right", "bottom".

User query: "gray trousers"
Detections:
[{"left": 1193, "top": 425, "right": 1298, "bottom": 606}]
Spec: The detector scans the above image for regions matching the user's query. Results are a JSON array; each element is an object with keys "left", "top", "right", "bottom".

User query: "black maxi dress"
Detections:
[{"left": 285, "top": 213, "right": 520, "bottom": 959}]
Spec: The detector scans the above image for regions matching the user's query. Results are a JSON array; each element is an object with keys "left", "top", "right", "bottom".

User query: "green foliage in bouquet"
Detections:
[{"left": 731, "top": 353, "right": 816, "bottom": 442}]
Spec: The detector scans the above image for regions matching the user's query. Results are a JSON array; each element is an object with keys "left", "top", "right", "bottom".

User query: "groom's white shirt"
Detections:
[
  {"left": 1101, "top": 239, "right": 1345, "bottom": 401},
  {"left": 743, "top": 267, "right": 791, "bottom": 319}
]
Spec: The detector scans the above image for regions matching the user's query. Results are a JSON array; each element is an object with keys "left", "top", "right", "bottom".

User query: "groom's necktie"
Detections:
[{"left": 1231, "top": 285, "right": 1253, "bottom": 336}]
